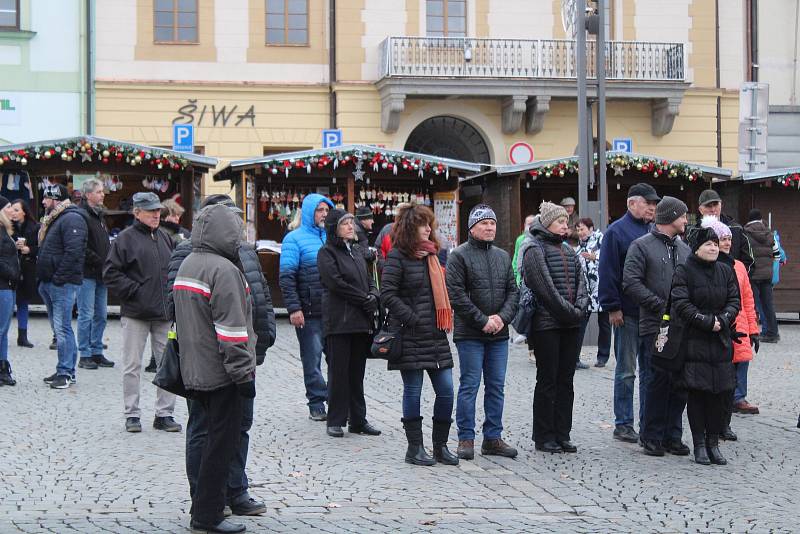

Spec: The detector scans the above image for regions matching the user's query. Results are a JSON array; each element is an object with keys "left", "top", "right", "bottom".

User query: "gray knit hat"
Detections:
[
  {"left": 539, "top": 201, "right": 568, "bottom": 229},
  {"left": 655, "top": 196, "right": 688, "bottom": 225},
  {"left": 468, "top": 204, "right": 497, "bottom": 230}
]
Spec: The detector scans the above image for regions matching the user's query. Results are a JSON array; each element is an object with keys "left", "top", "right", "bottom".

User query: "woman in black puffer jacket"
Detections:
[
  {"left": 317, "top": 208, "right": 381, "bottom": 439},
  {"left": 380, "top": 204, "right": 457, "bottom": 467},
  {"left": 522, "top": 202, "right": 588, "bottom": 454},
  {"left": 672, "top": 227, "right": 740, "bottom": 466},
  {"left": 0, "top": 197, "right": 21, "bottom": 386}
]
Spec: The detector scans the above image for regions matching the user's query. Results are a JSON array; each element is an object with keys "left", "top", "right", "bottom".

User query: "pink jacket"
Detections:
[{"left": 733, "top": 260, "right": 759, "bottom": 363}]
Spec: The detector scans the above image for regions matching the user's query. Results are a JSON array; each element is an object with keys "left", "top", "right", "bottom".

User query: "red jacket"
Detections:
[{"left": 733, "top": 259, "right": 758, "bottom": 363}]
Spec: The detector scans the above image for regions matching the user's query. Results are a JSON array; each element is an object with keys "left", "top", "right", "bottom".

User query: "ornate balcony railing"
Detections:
[{"left": 379, "top": 37, "right": 685, "bottom": 82}]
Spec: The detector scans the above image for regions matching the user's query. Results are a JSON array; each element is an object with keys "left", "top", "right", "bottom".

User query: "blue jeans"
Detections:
[
  {"left": 294, "top": 317, "right": 327, "bottom": 411},
  {"left": 0, "top": 290, "right": 14, "bottom": 361},
  {"left": 16, "top": 299, "right": 29, "bottom": 330},
  {"left": 39, "top": 282, "right": 79, "bottom": 377},
  {"left": 77, "top": 278, "right": 108, "bottom": 358},
  {"left": 612, "top": 317, "right": 651, "bottom": 429},
  {"left": 186, "top": 395, "right": 254, "bottom": 502},
  {"left": 734, "top": 361, "right": 749, "bottom": 403},
  {"left": 455, "top": 339, "right": 509, "bottom": 441},
  {"left": 400, "top": 367, "right": 454, "bottom": 421}
]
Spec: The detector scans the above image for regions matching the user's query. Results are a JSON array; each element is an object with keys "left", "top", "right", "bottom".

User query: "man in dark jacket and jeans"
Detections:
[
  {"left": 623, "top": 197, "right": 691, "bottom": 457},
  {"left": 598, "top": 183, "right": 659, "bottom": 443},
  {"left": 174, "top": 203, "right": 256, "bottom": 534},
  {"left": 744, "top": 209, "right": 780, "bottom": 342},
  {"left": 76, "top": 178, "right": 113, "bottom": 371},
  {"left": 103, "top": 192, "right": 180, "bottom": 434},
  {"left": 446, "top": 204, "right": 519, "bottom": 460},
  {"left": 38, "top": 184, "right": 88, "bottom": 390},
  {"left": 165, "top": 194, "right": 275, "bottom": 517}
]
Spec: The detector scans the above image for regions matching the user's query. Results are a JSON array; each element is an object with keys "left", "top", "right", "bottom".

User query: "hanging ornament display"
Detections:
[{"left": 526, "top": 154, "right": 706, "bottom": 183}]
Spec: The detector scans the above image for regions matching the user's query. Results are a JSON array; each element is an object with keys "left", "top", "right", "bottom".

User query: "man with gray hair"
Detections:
[
  {"left": 104, "top": 192, "right": 180, "bottom": 434},
  {"left": 76, "top": 178, "right": 113, "bottom": 370}
]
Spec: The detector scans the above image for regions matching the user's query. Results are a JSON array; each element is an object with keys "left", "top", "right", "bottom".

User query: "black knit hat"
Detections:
[
  {"left": 747, "top": 209, "right": 762, "bottom": 222},
  {"left": 0, "top": 195, "right": 8, "bottom": 211},
  {"left": 688, "top": 226, "right": 719, "bottom": 253},
  {"left": 655, "top": 196, "right": 688, "bottom": 225},
  {"left": 355, "top": 206, "right": 374, "bottom": 220},
  {"left": 324, "top": 208, "right": 354, "bottom": 240}
]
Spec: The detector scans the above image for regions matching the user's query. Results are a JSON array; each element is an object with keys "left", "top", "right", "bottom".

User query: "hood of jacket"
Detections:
[
  {"left": 744, "top": 220, "right": 772, "bottom": 244},
  {"left": 191, "top": 204, "right": 242, "bottom": 261},
  {"left": 324, "top": 208, "right": 354, "bottom": 247},
  {"left": 301, "top": 193, "right": 334, "bottom": 235}
]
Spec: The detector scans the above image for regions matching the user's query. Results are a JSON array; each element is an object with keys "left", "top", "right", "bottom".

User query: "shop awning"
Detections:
[
  {"left": 213, "top": 144, "right": 484, "bottom": 181},
  {"left": 462, "top": 151, "right": 733, "bottom": 183},
  {"left": 739, "top": 167, "right": 800, "bottom": 186},
  {"left": 0, "top": 135, "right": 218, "bottom": 173}
]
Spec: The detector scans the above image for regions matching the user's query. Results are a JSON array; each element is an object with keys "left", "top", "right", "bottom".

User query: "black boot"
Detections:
[
  {"left": 693, "top": 435, "right": 710, "bottom": 465},
  {"left": 17, "top": 329, "right": 33, "bottom": 348},
  {"left": 0, "top": 360, "right": 16, "bottom": 386},
  {"left": 706, "top": 435, "right": 727, "bottom": 465},
  {"left": 401, "top": 417, "right": 435, "bottom": 466},
  {"left": 144, "top": 355, "right": 157, "bottom": 373},
  {"left": 431, "top": 418, "right": 459, "bottom": 465}
]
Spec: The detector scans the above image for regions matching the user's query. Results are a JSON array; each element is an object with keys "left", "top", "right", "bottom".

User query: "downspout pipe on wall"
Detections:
[
  {"left": 86, "top": 0, "right": 94, "bottom": 134},
  {"left": 329, "top": 0, "right": 337, "bottom": 129},
  {"left": 715, "top": 0, "right": 722, "bottom": 167},
  {"left": 751, "top": 0, "right": 759, "bottom": 81}
]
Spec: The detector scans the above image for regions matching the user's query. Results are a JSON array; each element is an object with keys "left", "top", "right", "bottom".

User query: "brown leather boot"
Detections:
[
  {"left": 457, "top": 439, "right": 474, "bottom": 460},
  {"left": 481, "top": 438, "right": 519, "bottom": 458}
]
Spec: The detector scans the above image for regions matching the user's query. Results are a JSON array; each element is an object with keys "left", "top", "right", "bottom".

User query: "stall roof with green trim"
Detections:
[
  {"left": 0, "top": 135, "right": 218, "bottom": 172},
  {"left": 739, "top": 167, "right": 800, "bottom": 186},
  {"left": 213, "top": 144, "right": 485, "bottom": 182},
  {"left": 463, "top": 151, "right": 733, "bottom": 183}
]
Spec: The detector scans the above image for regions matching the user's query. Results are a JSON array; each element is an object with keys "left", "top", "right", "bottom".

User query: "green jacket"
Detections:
[{"left": 511, "top": 232, "right": 526, "bottom": 286}]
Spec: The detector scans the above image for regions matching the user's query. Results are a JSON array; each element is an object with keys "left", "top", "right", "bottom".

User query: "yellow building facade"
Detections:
[{"left": 95, "top": 0, "right": 748, "bottom": 195}]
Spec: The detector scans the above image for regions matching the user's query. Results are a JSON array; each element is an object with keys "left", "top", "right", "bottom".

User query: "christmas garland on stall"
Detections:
[
  {"left": 775, "top": 172, "right": 800, "bottom": 187},
  {"left": 0, "top": 139, "right": 192, "bottom": 172},
  {"left": 261, "top": 148, "right": 452, "bottom": 178},
  {"left": 527, "top": 154, "right": 705, "bottom": 182}
]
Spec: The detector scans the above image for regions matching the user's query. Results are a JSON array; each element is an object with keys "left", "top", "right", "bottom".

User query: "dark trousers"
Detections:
[
  {"left": 640, "top": 361, "right": 687, "bottom": 442},
  {"left": 530, "top": 328, "right": 580, "bottom": 443},
  {"left": 578, "top": 311, "right": 612, "bottom": 364},
  {"left": 686, "top": 389, "right": 728, "bottom": 437},
  {"left": 186, "top": 394, "right": 254, "bottom": 503},
  {"left": 325, "top": 333, "right": 370, "bottom": 428},
  {"left": 190, "top": 385, "right": 244, "bottom": 526},
  {"left": 751, "top": 280, "right": 779, "bottom": 337}
]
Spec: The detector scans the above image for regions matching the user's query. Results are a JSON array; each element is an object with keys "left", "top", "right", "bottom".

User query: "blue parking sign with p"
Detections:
[
  {"left": 612, "top": 138, "right": 632, "bottom": 153},
  {"left": 173, "top": 124, "right": 194, "bottom": 153},
  {"left": 322, "top": 129, "right": 343, "bottom": 149}
]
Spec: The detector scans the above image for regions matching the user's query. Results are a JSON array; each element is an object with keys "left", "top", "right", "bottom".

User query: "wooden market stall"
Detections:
[
  {"left": 723, "top": 167, "right": 800, "bottom": 314},
  {"left": 0, "top": 136, "right": 218, "bottom": 302},
  {"left": 212, "top": 145, "right": 483, "bottom": 308},
  {"left": 461, "top": 151, "right": 733, "bottom": 254}
]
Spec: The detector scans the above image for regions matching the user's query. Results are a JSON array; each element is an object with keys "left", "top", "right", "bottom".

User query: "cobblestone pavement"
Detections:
[{"left": 1, "top": 317, "right": 799, "bottom": 533}]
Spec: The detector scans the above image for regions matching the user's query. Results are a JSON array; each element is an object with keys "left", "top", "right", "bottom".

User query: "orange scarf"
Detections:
[{"left": 418, "top": 240, "right": 453, "bottom": 332}]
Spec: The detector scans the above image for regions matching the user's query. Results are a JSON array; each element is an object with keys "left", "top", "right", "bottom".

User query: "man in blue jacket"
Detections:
[
  {"left": 279, "top": 193, "right": 334, "bottom": 421},
  {"left": 38, "top": 184, "right": 88, "bottom": 390},
  {"left": 598, "top": 183, "right": 658, "bottom": 443}
]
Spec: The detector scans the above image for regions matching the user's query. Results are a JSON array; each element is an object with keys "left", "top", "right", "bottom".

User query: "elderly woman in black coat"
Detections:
[
  {"left": 317, "top": 208, "right": 381, "bottom": 439},
  {"left": 672, "top": 227, "right": 740, "bottom": 465},
  {"left": 380, "top": 204, "right": 457, "bottom": 467}
]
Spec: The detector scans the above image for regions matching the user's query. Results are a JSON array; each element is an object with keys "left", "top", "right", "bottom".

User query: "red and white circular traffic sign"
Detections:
[{"left": 509, "top": 142, "right": 534, "bottom": 164}]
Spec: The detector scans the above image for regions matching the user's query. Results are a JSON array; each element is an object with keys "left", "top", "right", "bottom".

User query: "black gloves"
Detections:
[
  {"left": 750, "top": 334, "right": 760, "bottom": 354},
  {"left": 363, "top": 294, "right": 379, "bottom": 315},
  {"left": 731, "top": 328, "right": 747, "bottom": 345},
  {"left": 237, "top": 380, "right": 256, "bottom": 398}
]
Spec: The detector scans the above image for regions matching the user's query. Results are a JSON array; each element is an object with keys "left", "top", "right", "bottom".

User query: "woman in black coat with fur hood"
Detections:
[
  {"left": 317, "top": 208, "right": 381, "bottom": 439},
  {"left": 671, "top": 227, "right": 740, "bottom": 466}
]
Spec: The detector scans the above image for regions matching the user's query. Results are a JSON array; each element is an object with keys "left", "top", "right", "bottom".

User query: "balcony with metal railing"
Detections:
[
  {"left": 375, "top": 36, "right": 689, "bottom": 136},
  {"left": 379, "top": 37, "right": 685, "bottom": 82}
]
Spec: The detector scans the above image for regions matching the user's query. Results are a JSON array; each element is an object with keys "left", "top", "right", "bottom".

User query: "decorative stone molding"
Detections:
[
  {"left": 380, "top": 93, "right": 406, "bottom": 134},
  {"left": 526, "top": 95, "right": 551, "bottom": 135},
  {"left": 652, "top": 96, "right": 682, "bottom": 136},
  {"left": 501, "top": 95, "right": 528, "bottom": 134}
]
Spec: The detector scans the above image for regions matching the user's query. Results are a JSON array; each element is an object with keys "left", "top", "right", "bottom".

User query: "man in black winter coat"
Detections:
[
  {"left": 38, "top": 184, "right": 88, "bottom": 390},
  {"left": 164, "top": 194, "right": 275, "bottom": 517},
  {"left": 354, "top": 206, "right": 377, "bottom": 264},
  {"left": 446, "top": 204, "right": 519, "bottom": 461},
  {"left": 103, "top": 192, "right": 179, "bottom": 434},
  {"left": 76, "top": 178, "right": 113, "bottom": 371},
  {"left": 693, "top": 189, "right": 753, "bottom": 271}
]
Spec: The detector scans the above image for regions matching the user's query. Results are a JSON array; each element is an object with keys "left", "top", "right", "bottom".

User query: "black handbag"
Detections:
[
  {"left": 511, "top": 283, "right": 537, "bottom": 337},
  {"left": 370, "top": 312, "right": 404, "bottom": 362},
  {"left": 152, "top": 328, "right": 191, "bottom": 398}
]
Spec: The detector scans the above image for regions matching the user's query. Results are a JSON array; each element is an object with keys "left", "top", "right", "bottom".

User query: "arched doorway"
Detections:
[{"left": 404, "top": 116, "right": 491, "bottom": 164}]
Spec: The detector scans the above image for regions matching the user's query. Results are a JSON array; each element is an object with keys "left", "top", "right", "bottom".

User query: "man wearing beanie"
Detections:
[
  {"left": 693, "top": 189, "right": 753, "bottom": 271},
  {"left": 353, "top": 206, "right": 377, "bottom": 264},
  {"left": 622, "top": 196, "right": 691, "bottom": 456},
  {"left": 446, "top": 204, "right": 519, "bottom": 460},
  {"left": 743, "top": 208, "right": 781, "bottom": 342},
  {"left": 598, "top": 183, "right": 658, "bottom": 443},
  {"left": 560, "top": 197, "right": 579, "bottom": 247}
]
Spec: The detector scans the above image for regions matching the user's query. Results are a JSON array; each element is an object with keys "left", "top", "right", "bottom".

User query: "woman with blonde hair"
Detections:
[
  {"left": 380, "top": 203, "right": 457, "bottom": 466},
  {"left": 0, "top": 196, "right": 21, "bottom": 386}
]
